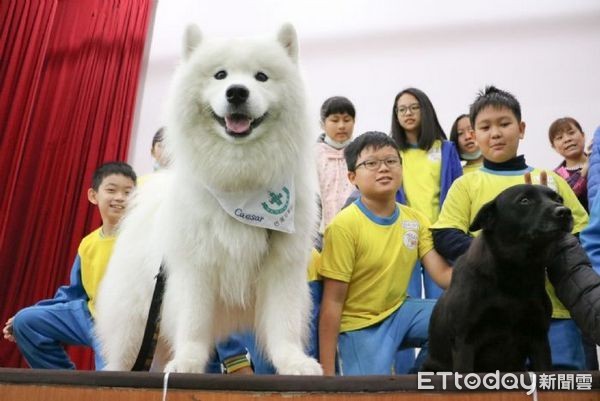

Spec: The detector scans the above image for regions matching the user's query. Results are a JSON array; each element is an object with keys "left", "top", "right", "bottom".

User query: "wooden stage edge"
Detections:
[{"left": 0, "top": 368, "right": 599, "bottom": 401}]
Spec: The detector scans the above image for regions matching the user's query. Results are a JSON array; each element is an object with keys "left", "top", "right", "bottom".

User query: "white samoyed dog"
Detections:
[{"left": 95, "top": 24, "right": 322, "bottom": 375}]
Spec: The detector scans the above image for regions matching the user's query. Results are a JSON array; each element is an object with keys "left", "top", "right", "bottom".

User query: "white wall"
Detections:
[{"left": 129, "top": 0, "right": 600, "bottom": 176}]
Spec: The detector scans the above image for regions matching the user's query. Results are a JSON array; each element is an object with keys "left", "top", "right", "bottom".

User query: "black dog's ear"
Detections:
[{"left": 470, "top": 199, "right": 497, "bottom": 232}]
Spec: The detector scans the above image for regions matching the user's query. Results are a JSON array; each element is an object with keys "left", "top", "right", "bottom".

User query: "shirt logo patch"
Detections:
[
  {"left": 428, "top": 146, "right": 442, "bottom": 161},
  {"left": 403, "top": 230, "right": 418, "bottom": 250},
  {"left": 402, "top": 220, "right": 419, "bottom": 231}
]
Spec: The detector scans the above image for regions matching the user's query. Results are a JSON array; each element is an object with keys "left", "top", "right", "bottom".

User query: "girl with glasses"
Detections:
[
  {"left": 390, "top": 88, "right": 462, "bottom": 300},
  {"left": 387, "top": 87, "right": 462, "bottom": 374}
]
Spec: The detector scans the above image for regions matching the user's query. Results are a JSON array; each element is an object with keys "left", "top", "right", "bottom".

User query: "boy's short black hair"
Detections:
[
  {"left": 469, "top": 86, "right": 521, "bottom": 126},
  {"left": 91, "top": 161, "right": 137, "bottom": 191},
  {"left": 320, "top": 96, "right": 356, "bottom": 122},
  {"left": 152, "top": 127, "right": 165, "bottom": 149},
  {"left": 344, "top": 131, "right": 400, "bottom": 172}
]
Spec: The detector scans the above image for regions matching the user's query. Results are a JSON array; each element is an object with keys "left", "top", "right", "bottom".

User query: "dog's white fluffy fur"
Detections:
[{"left": 94, "top": 24, "right": 322, "bottom": 375}]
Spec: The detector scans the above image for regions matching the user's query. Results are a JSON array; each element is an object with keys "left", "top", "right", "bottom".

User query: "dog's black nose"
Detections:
[
  {"left": 553, "top": 206, "right": 571, "bottom": 218},
  {"left": 226, "top": 85, "right": 249, "bottom": 105}
]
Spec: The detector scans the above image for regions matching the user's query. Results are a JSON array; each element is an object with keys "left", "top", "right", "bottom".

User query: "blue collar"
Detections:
[
  {"left": 480, "top": 166, "right": 534, "bottom": 176},
  {"left": 355, "top": 198, "right": 399, "bottom": 225}
]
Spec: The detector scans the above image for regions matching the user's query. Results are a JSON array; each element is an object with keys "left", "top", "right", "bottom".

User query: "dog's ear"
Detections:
[
  {"left": 469, "top": 199, "right": 497, "bottom": 232},
  {"left": 277, "top": 23, "right": 298, "bottom": 63},
  {"left": 183, "top": 24, "right": 203, "bottom": 60}
]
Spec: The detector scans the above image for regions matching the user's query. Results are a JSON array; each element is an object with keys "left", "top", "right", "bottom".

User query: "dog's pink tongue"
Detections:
[{"left": 225, "top": 116, "right": 251, "bottom": 134}]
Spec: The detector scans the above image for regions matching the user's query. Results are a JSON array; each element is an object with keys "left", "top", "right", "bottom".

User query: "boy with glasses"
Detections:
[{"left": 318, "top": 131, "right": 453, "bottom": 375}]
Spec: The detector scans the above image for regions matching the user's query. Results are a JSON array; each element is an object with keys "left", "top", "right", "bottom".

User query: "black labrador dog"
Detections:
[{"left": 422, "top": 184, "right": 573, "bottom": 372}]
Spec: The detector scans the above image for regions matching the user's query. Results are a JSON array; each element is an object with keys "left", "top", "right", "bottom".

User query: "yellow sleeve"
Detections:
[
  {"left": 307, "top": 248, "right": 322, "bottom": 282},
  {"left": 550, "top": 172, "right": 589, "bottom": 234},
  {"left": 430, "top": 176, "right": 471, "bottom": 232},
  {"left": 415, "top": 210, "right": 434, "bottom": 258},
  {"left": 319, "top": 223, "right": 355, "bottom": 283}
]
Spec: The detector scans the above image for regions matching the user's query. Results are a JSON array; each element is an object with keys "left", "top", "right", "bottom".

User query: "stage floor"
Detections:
[{"left": 0, "top": 368, "right": 598, "bottom": 401}]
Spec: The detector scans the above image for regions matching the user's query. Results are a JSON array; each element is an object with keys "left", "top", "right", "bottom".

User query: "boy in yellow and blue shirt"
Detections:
[
  {"left": 318, "top": 131, "right": 453, "bottom": 375},
  {"left": 3, "top": 162, "right": 136, "bottom": 369},
  {"left": 431, "top": 86, "right": 589, "bottom": 370},
  {"left": 3, "top": 162, "right": 254, "bottom": 374}
]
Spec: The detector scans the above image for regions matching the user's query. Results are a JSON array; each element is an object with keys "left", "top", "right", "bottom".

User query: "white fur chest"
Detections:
[{"left": 162, "top": 181, "right": 269, "bottom": 309}]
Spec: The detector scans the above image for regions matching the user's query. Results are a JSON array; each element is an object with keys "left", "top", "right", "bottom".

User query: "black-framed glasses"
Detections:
[
  {"left": 356, "top": 157, "right": 401, "bottom": 171},
  {"left": 397, "top": 104, "right": 420, "bottom": 115}
]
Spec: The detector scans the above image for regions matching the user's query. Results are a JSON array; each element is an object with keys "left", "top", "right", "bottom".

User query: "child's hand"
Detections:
[
  {"left": 3, "top": 316, "right": 15, "bottom": 343},
  {"left": 524, "top": 171, "right": 548, "bottom": 186}
]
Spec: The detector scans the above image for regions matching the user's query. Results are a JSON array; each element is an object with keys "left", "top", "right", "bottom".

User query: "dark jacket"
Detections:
[{"left": 547, "top": 234, "right": 600, "bottom": 345}]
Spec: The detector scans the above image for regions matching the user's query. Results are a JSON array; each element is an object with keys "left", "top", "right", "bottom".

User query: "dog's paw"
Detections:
[
  {"left": 164, "top": 358, "right": 205, "bottom": 373},
  {"left": 276, "top": 356, "right": 323, "bottom": 375}
]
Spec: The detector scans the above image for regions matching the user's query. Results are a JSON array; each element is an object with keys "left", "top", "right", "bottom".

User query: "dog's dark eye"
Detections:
[
  {"left": 519, "top": 197, "right": 530, "bottom": 205},
  {"left": 214, "top": 70, "right": 227, "bottom": 80},
  {"left": 255, "top": 72, "right": 268, "bottom": 82}
]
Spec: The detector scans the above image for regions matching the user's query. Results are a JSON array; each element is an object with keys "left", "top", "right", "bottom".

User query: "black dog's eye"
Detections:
[
  {"left": 519, "top": 197, "right": 530, "bottom": 205},
  {"left": 255, "top": 72, "right": 268, "bottom": 82},
  {"left": 214, "top": 70, "right": 227, "bottom": 80}
]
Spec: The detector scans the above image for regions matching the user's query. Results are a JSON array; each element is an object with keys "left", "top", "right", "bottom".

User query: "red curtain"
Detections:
[{"left": 0, "top": 0, "right": 153, "bottom": 369}]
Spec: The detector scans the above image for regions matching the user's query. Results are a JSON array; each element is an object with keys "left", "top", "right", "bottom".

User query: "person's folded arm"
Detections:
[{"left": 547, "top": 233, "right": 600, "bottom": 345}]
